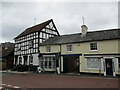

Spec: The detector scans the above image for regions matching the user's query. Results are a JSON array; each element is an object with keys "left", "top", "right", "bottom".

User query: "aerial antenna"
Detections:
[
  {"left": 82, "top": 17, "right": 84, "bottom": 25},
  {"left": 34, "top": 18, "right": 36, "bottom": 25}
]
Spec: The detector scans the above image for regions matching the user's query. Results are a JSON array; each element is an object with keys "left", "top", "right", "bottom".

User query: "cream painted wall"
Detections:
[
  {"left": 39, "top": 39, "right": 120, "bottom": 75},
  {"left": 40, "top": 45, "right": 60, "bottom": 53},
  {"left": 61, "top": 40, "right": 119, "bottom": 55},
  {"left": 40, "top": 40, "right": 119, "bottom": 54},
  {"left": 61, "top": 43, "right": 81, "bottom": 55}
]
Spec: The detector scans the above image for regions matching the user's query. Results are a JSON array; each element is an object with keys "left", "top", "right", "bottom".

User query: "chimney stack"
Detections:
[{"left": 81, "top": 25, "right": 88, "bottom": 36}]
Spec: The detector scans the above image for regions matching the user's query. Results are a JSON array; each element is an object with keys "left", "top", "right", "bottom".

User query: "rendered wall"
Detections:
[{"left": 40, "top": 45, "right": 60, "bottom": 53}]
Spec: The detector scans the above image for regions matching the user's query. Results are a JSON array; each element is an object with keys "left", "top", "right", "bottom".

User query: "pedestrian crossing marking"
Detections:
[
  {"left": 1, "top": 84, "right": 21, "bottom": 89},
  {"left": 0, "top": 86, "right": 3, "bottom": 89},
  {"left": 7, "top": 85, "right": 12, "bottom": 87},
  {"left": 13, "top": 86, "right": 20, "bottom": 88}
]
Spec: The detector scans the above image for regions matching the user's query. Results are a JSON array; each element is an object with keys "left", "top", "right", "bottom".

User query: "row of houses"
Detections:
[{"left": 13, "top": 19, "right": 120, "bottom": 77}]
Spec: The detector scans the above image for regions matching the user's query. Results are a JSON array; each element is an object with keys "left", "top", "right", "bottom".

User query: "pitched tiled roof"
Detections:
[
  {"left": 14, "top": 19, "right": 55, "bottom": 39},
  {"left": 40, "top": 29, "right": 120, "bottom": 45}
]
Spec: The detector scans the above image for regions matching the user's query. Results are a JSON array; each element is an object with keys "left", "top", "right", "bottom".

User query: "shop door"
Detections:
[{"left": 105, "top": 59, "right": 113, "bottom": 76}]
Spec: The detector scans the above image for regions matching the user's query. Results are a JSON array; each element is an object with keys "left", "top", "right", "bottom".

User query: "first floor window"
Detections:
[
  {"left": 40, "top": 57, "right": 55, "bottom": 69},
  {"left": 28, "top": 40, "right": 33, "bottom": 48},
  {"left": 90, "top": 43, "right": 98, "bottom": 51},
  {"left": 86, "top": 57, "right": 101, "bottom": 69},
  {"left": 46, "top": 46, "right": 51, "bottom": 52},
  {"left": 67, "top": 45, "right": 72, "bottom": 51}
]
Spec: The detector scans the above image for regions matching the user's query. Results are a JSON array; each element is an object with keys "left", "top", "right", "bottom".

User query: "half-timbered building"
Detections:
[{"left": 14, "top": 19, "right": 60, "bottom": 70}]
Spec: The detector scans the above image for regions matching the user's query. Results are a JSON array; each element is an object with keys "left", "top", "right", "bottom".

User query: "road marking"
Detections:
[
  {"left": 0, "top": 86, "right": 3, "bottom": 89},
  {"left": 1, "top": 84, "right": 21, "bottom": 89},
  {"left": 13, "top": 86, "right": 20, "bottom": 88},
  {"left": 1, "top": 84, "right": 6, "bottom": 86},
  {"left": 7, "top": 85, "right": 12, "bottom": 87}
]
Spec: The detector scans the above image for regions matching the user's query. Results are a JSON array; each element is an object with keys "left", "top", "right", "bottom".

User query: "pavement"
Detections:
[
  {"left": 1, "top": 70, "right": 120, "bottom": 79},
  {"left": 0, "top": 70, "right": 119, "bottom": 77}
]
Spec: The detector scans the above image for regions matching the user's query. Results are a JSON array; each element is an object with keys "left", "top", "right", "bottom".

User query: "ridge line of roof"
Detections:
[{"left": 60, "top": 28, "right": 120, "bottom": 37}]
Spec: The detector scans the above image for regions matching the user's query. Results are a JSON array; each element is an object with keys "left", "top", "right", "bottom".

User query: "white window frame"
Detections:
[
  {"left": 40, "top": 56, "right": 55, "bottom": 70},
  {"left": 89, "top": 42, "right": 98, "bottom": 51},
  {"left": 85, "top": 57, "right": 102, "bottom": 70},
  {"left": 28, "top": 40, "right": 33, "bottom": 48},
  {"left": 66, "top": 45, "right": 73, "bottom": 52}
]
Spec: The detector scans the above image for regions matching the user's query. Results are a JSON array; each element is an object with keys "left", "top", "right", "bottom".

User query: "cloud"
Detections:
[{"left": 1, "top": 2, "right": 118, "bottom": 43}]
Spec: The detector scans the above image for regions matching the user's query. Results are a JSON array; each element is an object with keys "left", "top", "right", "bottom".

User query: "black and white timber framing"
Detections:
[{"left": 14, "top": 19, "right": 60, "bottom": 70}]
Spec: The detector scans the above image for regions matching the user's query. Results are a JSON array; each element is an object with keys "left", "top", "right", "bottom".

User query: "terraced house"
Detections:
[
  {"left": 39, "top": 25, "right": 120, "bottom": 77},
  {"left": 14, "top": 19, "right": 60, "bottom": 70}
]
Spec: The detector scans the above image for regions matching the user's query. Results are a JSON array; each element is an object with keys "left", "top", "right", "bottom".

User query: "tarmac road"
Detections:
[{"left": 2, "top": 73, "right": 119, "bottom": 88}]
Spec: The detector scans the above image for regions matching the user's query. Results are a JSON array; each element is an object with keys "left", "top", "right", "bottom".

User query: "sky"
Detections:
[{"left": 0, "top": 0, "right": 119, "bottom": 43}]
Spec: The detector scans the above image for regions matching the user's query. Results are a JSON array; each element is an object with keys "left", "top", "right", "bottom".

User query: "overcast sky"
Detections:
[{"left": 0, "top": 1, "right": 119, "bottom": 43}]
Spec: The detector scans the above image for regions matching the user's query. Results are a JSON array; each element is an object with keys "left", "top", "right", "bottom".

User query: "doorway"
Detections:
[
  {"left": 105, "top": 59, "right": 113, "bottom": 76},
  {"left": 15, "top": 55, "right": 18, "bottom": 66},
  {"left": 23, "top": 56, "right": 28, "bottom": 65},
  {"left": 63, "top": 55, "right": 79, "bottom": 73}
]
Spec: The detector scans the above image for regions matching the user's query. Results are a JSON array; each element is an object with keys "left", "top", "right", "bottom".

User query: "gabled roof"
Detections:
[
  {"left": 40, "top": 29, "right": 120, "bottom": 45},
  {"left": 14, "top": 19, "right": 58, "bottom": 39}
]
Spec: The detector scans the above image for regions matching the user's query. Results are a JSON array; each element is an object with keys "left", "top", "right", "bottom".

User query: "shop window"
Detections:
[
  {"left": 90, "top": 43, "right": 98, "bottom": 51},
  {"left": 86, "top": 57, "right": 101, "bottom": 69},
  {"left": 40, "top": 57, "right": 55, "bottom": 69}
]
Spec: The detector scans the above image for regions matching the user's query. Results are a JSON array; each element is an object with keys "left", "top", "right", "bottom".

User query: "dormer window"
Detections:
[{"left": 90, "top": 43, "right": 98, "bottom": 51}]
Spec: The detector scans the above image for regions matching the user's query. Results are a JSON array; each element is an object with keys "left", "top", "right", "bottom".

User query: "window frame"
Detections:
[
  {"left": 66, "top": 45, "right": 73, "bottom": 52},
  {"left": 28, "top": 40, "right": 34, "bottom": 49},
  {"left": 89, "top": 42, "right": 98, "bottom": 51},
  {"left": 46, "top": 46, "right": 51, "bottom": 52},
  {"left": 85, "top": 57, "right": 102, "bottom": 70},
  {"left": 40, "top": 56, "right": 55, "bottom": 70}
]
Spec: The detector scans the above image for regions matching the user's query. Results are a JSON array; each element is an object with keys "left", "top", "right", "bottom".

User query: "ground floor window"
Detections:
[
  {"left": 40, "top": 57, "right": 55, "bottom": 69},
  {"left": 19, "top": 57, "right": 22, "bottom": 65},
  {"left": 86, "top": 57, "right": 101, "bottom": 69}
]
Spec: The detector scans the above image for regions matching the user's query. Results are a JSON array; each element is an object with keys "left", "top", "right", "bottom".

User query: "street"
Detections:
[{"left": 1, "top": 73, "right": 119, "bottom": 89}]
